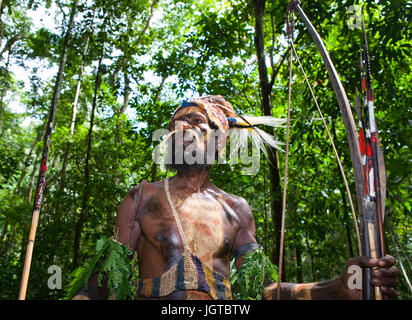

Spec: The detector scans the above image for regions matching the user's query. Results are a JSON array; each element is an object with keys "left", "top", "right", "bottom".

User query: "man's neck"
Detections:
[{"left": 172, "top": 166, "right": 212, "bottom": 193}]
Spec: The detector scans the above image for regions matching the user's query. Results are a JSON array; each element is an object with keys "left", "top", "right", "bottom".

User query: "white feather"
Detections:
[
  {"left": 228, "top": 125, "right": 284, "bottom": 164},
  {"left": 254, "top": 127, "right": 284, "bottom": 151},
  {"left": 229, "top": 128, "right": 249, "bottom": 159},
  {"left": 239, "top": 115, "right": 286, "bottom": 127}
]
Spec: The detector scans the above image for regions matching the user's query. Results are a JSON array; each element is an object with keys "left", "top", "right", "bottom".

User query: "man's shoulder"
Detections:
[
  {"left": 118, "top": 180, "right": 165, "bottom": 221},
  {"left": 211, "top": 187, "right": 255, "bottom": 234},
  {"left": 210, "top": 185, "right": 246, "bottom": 204},
  {"left": 125, "top": 179, "right": 165, "bottom": 199},
  {"left": 212, "top": 186, "right": 251, "bottom": 216}
]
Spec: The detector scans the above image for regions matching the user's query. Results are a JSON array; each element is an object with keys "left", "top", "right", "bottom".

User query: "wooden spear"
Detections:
[{"left": 18, "top": 0, "right": 78, "bottom": 300}]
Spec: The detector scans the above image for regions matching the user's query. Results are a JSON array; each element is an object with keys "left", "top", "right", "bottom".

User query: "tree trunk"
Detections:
[
  {"left": 60, "top": 33, "right": 90, "bottom": 187},
  {"left": 253, "top": 0, "right": 272, "bottom": 114},
  {"left": 73, "top": 53, "right": 103, "bottom": 269},
  {"left": 0, "top": 34, "right": 27, "bottom": 60},
  {"left": 252, "top": 0, "right": 284, "bottom": 278},
  {"left": 112, "top": 65, "right": 131, "bottom": 190},
  {"left": 111, "top": 56, "right": 124, "bottom": 88},
  {"left": 295, "top": 245, "right": 303, "bottom": 283},
  {"left": 305, "top": 234, "right": 315, "bottom": 282},
  {"left": 53, "top": 35, "right": 90, "bottom": 259},
  {"left": 139, "top": 0, "right": 159, "bottom": 37},
  {"left": 118, "top": 69, "right": 130, "bottom": 115},
  {"left": 0, "top": 50, "right": 10, "bottom": 135},
  {"left": 0, "top": 0, "right": 5, "bottom": 51},
  {"left": 149, "top": 77, "right": 166, "bottom": 183}
]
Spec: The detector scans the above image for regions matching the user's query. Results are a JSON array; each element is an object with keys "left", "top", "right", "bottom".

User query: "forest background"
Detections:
[{"left": 0, "top": 0, "right": 410, "bottom": 300}]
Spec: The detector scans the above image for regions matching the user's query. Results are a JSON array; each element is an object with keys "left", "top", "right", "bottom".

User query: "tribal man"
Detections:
[{"left": 73, "top": 95, "right": 398, "bottom": 300}]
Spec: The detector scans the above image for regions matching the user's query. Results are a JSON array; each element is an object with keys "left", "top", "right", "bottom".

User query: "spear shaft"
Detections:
[{"left": 18, "top": 0, "right": 78, "bottom": 300}]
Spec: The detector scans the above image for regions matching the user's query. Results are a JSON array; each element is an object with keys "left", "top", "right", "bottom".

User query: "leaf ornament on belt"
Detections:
[{"left": 286, "top": 1, "right": 386, "bottom": 300}]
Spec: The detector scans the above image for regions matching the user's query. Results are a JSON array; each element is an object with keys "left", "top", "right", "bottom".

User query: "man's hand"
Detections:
[
  {"left": 340, "top": 255, "right": 399, "bottom": 299},
  {"left": 72, "top": 292, "right": 91, "bottom": 300},
  {"left": 71, "top": 273, "right": 109, "bottom": 300}
]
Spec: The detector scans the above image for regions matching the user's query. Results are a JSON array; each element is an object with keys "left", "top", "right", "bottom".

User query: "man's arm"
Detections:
[
  {"left": 230, "top": 198, "right": 343, "bottom": 300},
  {"left": 263, "top": 278, "right": 344, "bottom": 300},
  {"left": 114, "top": 184, "right": 143, "bottom": 251},
  {"left": 230, "top": 196, "right": 398, "bottom": 300},
  {"left": 72, "top": 185, "right": 143, "bottom": 300},
  {"left": 263, "top": 255, "right": 398, "bottom": 300},
  {"left": 230, "top": 196, "right": 260, "bottom": 269}
]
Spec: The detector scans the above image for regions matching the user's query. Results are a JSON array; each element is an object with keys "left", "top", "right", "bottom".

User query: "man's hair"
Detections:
[
  {"left": 168, "top": 95, "right": 234, "bottom": 130},
  {"left": 192, "top": 95, "right": 234, "bottom": 116}
]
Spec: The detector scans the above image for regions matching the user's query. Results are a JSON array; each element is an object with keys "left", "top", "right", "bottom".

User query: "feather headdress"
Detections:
[{"left": 171, "top": 95, "right": 285, "bottom": 159}]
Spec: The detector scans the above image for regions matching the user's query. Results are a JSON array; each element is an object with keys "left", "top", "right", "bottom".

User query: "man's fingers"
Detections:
[
  {"left": 349, "top": 256, "right": 378, "bottom": 268},
  {"left": 348, "top": 255, "right": 396, "bottom": 269},
  {"left": 346, "top": 255, "right": 399, "bottom": 299},
  {"left": 371, "top": 275, "right": 399, "bottom": 287},
  {"left": 372, "top": 266, "right": 399, "bottom": 279},
  {"left": 378, "top": 255, "right": 396, "bottom": 268},
  {"left": 379, "top": 286, "right": 397, "bottom": 297}
]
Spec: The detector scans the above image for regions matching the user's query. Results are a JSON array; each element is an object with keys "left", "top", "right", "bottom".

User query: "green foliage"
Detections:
[
  {"left": 231, "top": 248, "right": 278, "bottom": 300},
  {"left": 65, "top": 238, "right": 136, "bottom": 300},
  {"left": 0, "top": 0, "right": 410, "bottom": 300}
]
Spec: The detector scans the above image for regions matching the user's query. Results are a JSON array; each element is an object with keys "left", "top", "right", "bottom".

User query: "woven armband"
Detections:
[{"left": 232, "top": 243, "right": 261, "bottom": 261}]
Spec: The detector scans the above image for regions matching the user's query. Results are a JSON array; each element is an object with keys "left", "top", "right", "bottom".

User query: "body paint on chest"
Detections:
[{"left": 175, "top": 195, "right": 225, "bottom": 266}]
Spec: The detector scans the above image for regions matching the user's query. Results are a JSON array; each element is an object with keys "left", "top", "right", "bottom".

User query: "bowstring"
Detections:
[
  {"left": 276, "top": 9, "right": 294, "bottom": 300},
  {"left": 285, "top": 3, "right": 362, "bottom": 258}
]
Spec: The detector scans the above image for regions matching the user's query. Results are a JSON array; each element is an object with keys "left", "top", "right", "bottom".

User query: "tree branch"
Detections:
[
  {"left": 0, "top": 34, "right": 26, "bottom": 59},
  {"left": 138, "top": 0, "right": 159, "bottom": 39}
]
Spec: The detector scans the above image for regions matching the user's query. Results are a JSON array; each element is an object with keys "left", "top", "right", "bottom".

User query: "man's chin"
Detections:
[
  {"left": 166, "top": 162, "right": 211, "bottom": 173},
  {"left": 166, "top": 144, "right": 217, "bottom": 173}
]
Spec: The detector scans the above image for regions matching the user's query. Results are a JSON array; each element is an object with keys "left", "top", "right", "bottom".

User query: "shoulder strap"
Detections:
[
  {"left": 164, "top": 177, "right": 190, "bottom": 250},
  {"left": 133, "top": 179, "right": 147, "bottom": 221}
]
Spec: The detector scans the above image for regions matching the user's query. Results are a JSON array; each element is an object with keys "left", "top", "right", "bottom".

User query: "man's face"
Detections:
[{"left": 167, "top": 107, "right": 226, "bottom": 172}]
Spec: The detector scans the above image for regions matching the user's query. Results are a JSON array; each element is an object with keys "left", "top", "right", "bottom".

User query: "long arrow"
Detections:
[
  {"left": 287, "top": 0, "right": 384, "bottom": 299},
  {"left": 360, "top": 14, "right": 386, "bottom": 299}
]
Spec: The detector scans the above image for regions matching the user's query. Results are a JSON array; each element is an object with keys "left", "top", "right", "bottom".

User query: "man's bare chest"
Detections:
[{"left": 138, "top": 190, "right": 238, "bottom": 264}]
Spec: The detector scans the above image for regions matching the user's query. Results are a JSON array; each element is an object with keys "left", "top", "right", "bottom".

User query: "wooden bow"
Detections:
[{"left": 286, "top": 0, "right": 386, "bottom": 300}]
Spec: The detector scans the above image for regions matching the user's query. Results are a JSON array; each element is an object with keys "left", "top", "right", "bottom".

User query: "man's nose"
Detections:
[{"left": 175, "top": 120, "right": 192, "bottom": 131}]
